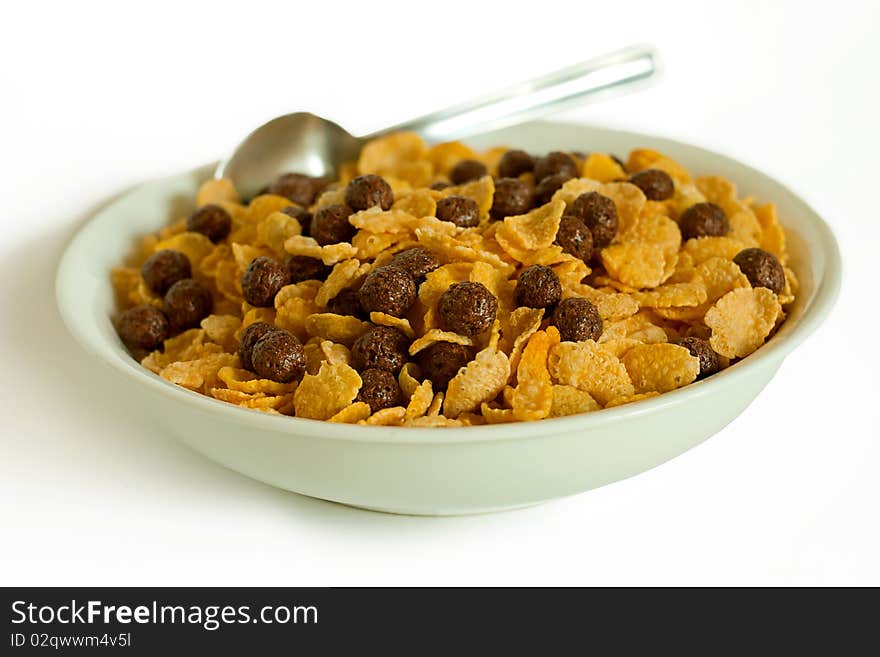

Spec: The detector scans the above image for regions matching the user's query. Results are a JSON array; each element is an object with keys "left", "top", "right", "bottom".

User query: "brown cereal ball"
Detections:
[
  {"left": 497, "top": 149, "right": 535, "bottom": 179},
  {"left": 281, "top": 205, "right": 312, "bottom": 237},
  {"left": 438, "top": 281, "right": 498, "bottom": 336},
  {"left": 554, "top": 214, "right": 594, "bottom": 262},
  {"left": 268, "top": 173, "right": 326, "bottom": 206},
  {"left": 551, "top": 297, "right": 602, "bottom": 342},
  {"left": 390, "top": 247, "right": 440, "bottom": 283},
  {"left": 351, "top": 326, "right": 410, "bottom": 373},
  {"left": 117, "top": 304, "right": 169, "bottom": 351},
  {"left": 238, "top": 322, "right": 277, "bottom": 371},
  {"left": 430, "top": 180, "right": 451, "bottom": 191},
  {"left": 450, "top": 159, "right": 488, "bottom": 184},
  {"left": 418, "top": 341, "right": 473, "bottom": 391},
  {"left": 491, "top": 177, "right": 533, "bottom": 220},
  {"left": 285, "top": 255, "right": 331, "bottom": 283},
  {"left": 733, "top": 248, "right": 785, "bottom": 294},
  {"left": 242, "top": 256, "right": 288, "bottom": 307},
  {"left": 186, "top": 204, "right": 232, "bottom": 243},
  {"left": 534, "top": 172, "right": 574, "bottom": 205},
  {"left": 357, "top": 266, "right": 417, "bottom": 318},
  {"left": 629, "top": 168, "right": 675, "bottom": 201},
  {"left": 164, "top": 279, "right": 213, "bottom": 330},
  {"left": 326, "top": 288, "right": 366, "bottom": 319},
  {"left": 680, "top": 202, "right": 729, "bottom": 239},
  {"left": 436, "top": 195, "right": 479, "bottom": 228},
  {"left": 570, "top": 191, "right": 619, "bottom": 248},
  {"left": 310, "top": 204, "right": 354, "bottom": 245},
  {"left": 534, "top": 151, "right": 578, "bottom": 182},
  {"left": 344, "top": 174, "right": 394, "bottom": 212},
  {"left": 514, "top": 264, "right": 561, "bottom": 309},
  {"left": 671, "top": 337, "right": 721, "bottom": 380},
  {"left": 356, "top": 368, "right": 403, "bottom": 413},
  {"left": 140, "top": 249, "right": 192, "bottom": 295},
  {"left": 250, "top": 329, "right": 306, "bottom": 383}
]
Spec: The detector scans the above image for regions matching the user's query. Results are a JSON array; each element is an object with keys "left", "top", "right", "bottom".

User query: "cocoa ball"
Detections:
[
  {"left": 514, "top": 264, "right": 561, "bottom": 309},
  {"left": 187, "top": 204, "right": 232, "bottom": 243},
  {"left": 418, "top": 341, "right": 473, "bottom": 390},
  {"left": 551, "top": 297, "right": 602, "bottom": 342},
  {"left": 534, "top": 172, "right": 574, "bottom": 205},
  {"left": 326, "top": 288, "right": 366, "bottom": 319},
  {"left": 490, "top": 177, "right": 533, "bottom": 220},
  {"left": 344, "top": 174, "right": 394, "bottom": 212},
  {"left": 141, "top": 249, "right": 191, "bottom": 295},
  {"left": 680, "top": 202, "right": 729, "bottom": 240},
  {"left": 450, "top": 159, "right": 487, "bottom": 185},
  {"left": 733, "top": 248, "right": 785, "bottom": 294},
  {"left": 436, "top": 195, "right": 479, "bottom": 228},
  {"left": 238, "top": 321, "right": 277, "bottom": 371},
  {"left": 356, "top": 368, "right": 403, "bottom": 413},
  {"left": 250, "top": 329, "right": 306, "bottom": 383},
  {"left": 351, "top": 326, "right": 410, "bottom": 373},
  {"left": 357, "top": 266, "right": 417, "bottom": 318},
  {"left": 629, "top": 169, "right": 675, "bottom": 201},
  {"left": 285, "top": 255, "right": 331, "bottom": 283},
  {"left": 117, "top": 304, "right": 169, "bottom": 351},
  {"left": 164, "top": 278, "right": 213, "bottom": 330},
  {"left": 554, "top": 214, "right": 594, "bottom": 262},
  {"left": 533, "top": 151, "right": 578, "bottom": 182},
  {"left": 268, "top": 173, "right": 327, "bottom": 207},
  {"left": 242, "top": 256, "right": 288, "bottom": 307},
  {"left": 310, "top": 204, "right": 354, "bottom": 245},
  {"left": 570, "top": 191, "right": 619, "bottom": 249},
  {"left": 497, "top": 149, "right": 534, "bottom": 178},
  {"left": 389, "top": 247, "right": 440, "bottom": 283},
  {"left": 438, "top": 282, "right": 498, "bottom": 336}
]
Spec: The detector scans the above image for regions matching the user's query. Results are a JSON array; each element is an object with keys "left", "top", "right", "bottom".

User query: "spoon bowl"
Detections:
[
  {"left": 216, "top": 45, "right": 658, "bottom": 199},
  {"left": 216, "top": 113, "right": 362, "bottom": 199}
]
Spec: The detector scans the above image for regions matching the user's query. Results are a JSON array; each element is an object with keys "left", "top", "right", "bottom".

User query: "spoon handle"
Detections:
[{"left": 367, "top": 44, "right": 657, "bottom": 143}]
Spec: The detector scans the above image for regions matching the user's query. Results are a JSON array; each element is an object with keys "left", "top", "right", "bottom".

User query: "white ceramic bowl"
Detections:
[{"left": 56, "top": 121, "right": 840, "bottom": 515}]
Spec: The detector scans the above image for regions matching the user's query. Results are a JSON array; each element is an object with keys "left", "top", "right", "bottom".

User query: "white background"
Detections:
[{"left": 2, "top": 0, "right": 877, "bottom": 586}]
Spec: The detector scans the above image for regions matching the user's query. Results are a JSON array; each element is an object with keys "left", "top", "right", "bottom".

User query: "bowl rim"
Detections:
[{"left": 56, "top": 120, "right": 842, "bottom": 445}]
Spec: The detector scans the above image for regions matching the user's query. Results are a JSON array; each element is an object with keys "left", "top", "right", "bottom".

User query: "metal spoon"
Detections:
[{"left": 216, "top": 44, "right": 658, "bottom": 199}]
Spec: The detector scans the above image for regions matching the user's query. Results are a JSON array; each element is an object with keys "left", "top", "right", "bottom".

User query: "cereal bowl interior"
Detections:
[{"left": 57, "top": 121, "right": 840, "bottom": 515}]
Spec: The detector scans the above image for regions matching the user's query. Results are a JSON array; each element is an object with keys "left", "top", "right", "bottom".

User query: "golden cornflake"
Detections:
[
  {"left": 283, "top": 235, "right": 358, "bottom": 265},
  {"left": 550, "top": 385, "right": 601, "bottom": 417},
  {"left": 293, "top": 361, "right": 362, "bottom": 420},
  {"left": 444, "top": 345, "right": 510, "bottom": 418},
  {"left": 693, "top": 257, "right": 750, "bottom": 303},
  {"left": 605, "top": 392, "right": 661, "bottom": 408},
  {"left": 622, "top": 344, "right": 700, "bottom": 393},
  {"left": 705, "top": 287, "right": 781, "bottom": 358},
  {"left": 328, "top": 402, "right": 372, "bottom": 424},
  {"left": 405, "top": 380, "right": 435, "bottom": 420},
  {"left": 315, "top": 259, "right": 368, "bottom": 307},
  {"left": 363, "top": 406, "right": 407, "bottom": 426},
  {"left": 601, "top": 243, "right": 667, "bottom": 289},
  {"left": 370, "top": 312, "right": 415, "bottom": 339},
  {"left": 581, "top": 153, "right": 626, "bottom": 182},
  {"left": 217, "top": 367, "right": 298, "bottom": 394},
  {"left": 305, "top": 313, "right": 371, "bottom": 346},
  {"left": 511, "top": 328, "right": 558, "bottom": 421},
  {"left": 548, "top": 341, "right": 634, "bottom": 405},
  {"left": 683, "top": 236, "right": 746, "bottom": 265}
]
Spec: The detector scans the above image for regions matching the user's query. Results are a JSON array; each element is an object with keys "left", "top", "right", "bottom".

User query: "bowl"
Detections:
[{"left": 56, "top": 120, "right": 841, "bottom": 515}]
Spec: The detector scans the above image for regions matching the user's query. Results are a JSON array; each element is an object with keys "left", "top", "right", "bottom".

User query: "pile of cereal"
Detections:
[{"left": 111, "top": 133, "right": 797, "bottom": 426}]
